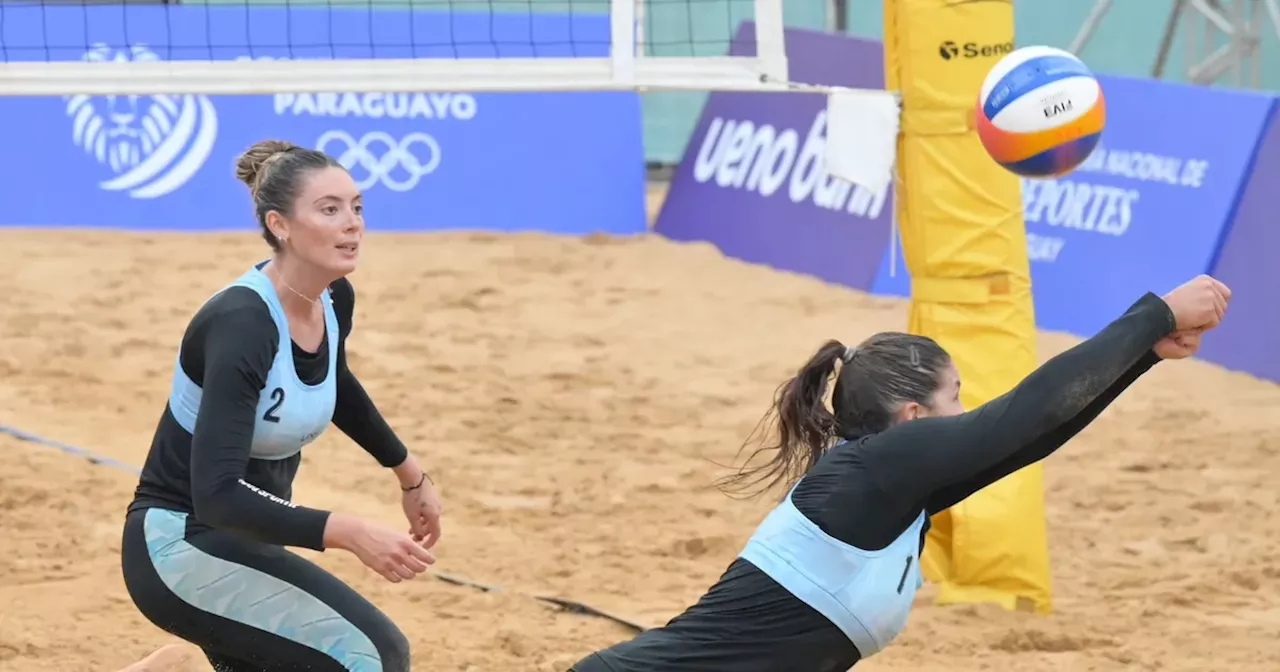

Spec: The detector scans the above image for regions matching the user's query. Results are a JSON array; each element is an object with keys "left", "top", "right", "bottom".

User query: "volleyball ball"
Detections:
[{"left": 975, "top": 46, "right": 1106, "bottom": 178}]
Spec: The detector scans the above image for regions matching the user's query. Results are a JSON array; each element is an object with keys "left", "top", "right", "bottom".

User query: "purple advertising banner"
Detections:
[
  {"left": 1199, "top": 101, "right": 1280, "bottom": 383},
  {"left": 653, "top": 23, "right": 893, "bottom": 291},
  {"left": 655, "top": 24, "right": 1277, "bottom": 385}
]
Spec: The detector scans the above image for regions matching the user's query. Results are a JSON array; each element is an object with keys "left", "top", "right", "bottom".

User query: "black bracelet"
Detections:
[{"left": 401, "top": 472, "right": 430, "bottom": 492}]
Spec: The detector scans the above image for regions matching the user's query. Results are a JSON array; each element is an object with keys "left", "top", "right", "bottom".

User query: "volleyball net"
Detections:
[{"left": 0, "top": 0, "right": 796, "bottom": 95}]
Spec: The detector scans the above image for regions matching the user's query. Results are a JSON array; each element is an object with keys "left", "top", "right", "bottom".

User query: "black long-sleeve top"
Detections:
[
  {"left": 792, "top": 290, "right": 1174, "bottom": 551},
  {"left": 128, "top": 275, "right": 408, "bottom": 551},
  {"left": 586, "top": 292, "right": 1177, "bottom": 672}
]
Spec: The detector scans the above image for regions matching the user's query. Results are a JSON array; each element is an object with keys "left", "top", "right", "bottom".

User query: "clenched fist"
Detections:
[
  {"left": 1160, "top": 275, "right": 1231, "bottom": 333},
  {"left": 1154, "top": 275, "right": 1231, "bottom": 360},
  {"left": 1153, "top": 328, "right": 1204, "bottom": 361}
]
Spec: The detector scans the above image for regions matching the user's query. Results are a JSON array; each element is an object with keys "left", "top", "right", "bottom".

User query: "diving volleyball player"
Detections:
[
  {"left": 571, "top": 274, "right": 1231, "bottom": 672},
  {"left": 118, "top": 140, "right": 441, "bottom": 672}
]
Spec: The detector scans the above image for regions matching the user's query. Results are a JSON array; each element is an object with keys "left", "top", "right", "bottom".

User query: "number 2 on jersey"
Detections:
[{"left": 263, "top": 387, "right": 285, "bottom": 423}]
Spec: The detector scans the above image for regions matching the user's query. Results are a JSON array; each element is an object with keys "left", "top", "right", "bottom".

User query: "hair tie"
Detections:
[{"left": 842, "top": 346, "right": 857, "bottom": 364}]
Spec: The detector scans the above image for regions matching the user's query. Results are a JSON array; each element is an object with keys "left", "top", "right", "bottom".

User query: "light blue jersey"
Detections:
[
  {"left": 738, "top": 485, "right": 926, "bottom": 658},
  {"left": 168, "top": 264, "right": 339, "bottom": 460}
]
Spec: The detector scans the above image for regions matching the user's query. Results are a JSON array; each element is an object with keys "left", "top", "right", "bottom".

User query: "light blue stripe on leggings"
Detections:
[{"left": 143, "top": 508, "right": 382, "bottom": 671}]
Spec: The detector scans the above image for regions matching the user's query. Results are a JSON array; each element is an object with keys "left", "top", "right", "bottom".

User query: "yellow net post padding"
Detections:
[{"left": 883, "top": 0, "right": 1053, "bottom": 614}]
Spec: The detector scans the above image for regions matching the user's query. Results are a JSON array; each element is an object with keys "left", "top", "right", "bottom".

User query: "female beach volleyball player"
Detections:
[
  {"left": 571, "top": 275, "right": 1231, "bottom": 672},
  {"left": 117, "top": 140, "right": 442, "bottom": 672}
]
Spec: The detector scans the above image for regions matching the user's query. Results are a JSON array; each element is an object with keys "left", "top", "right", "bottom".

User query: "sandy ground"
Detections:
[{"left": 1, "top": 194, "right": 1279, "bottom": 671}]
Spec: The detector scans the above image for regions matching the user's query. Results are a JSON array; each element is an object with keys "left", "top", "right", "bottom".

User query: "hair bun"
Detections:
[{"left": 234, "top": 139, "right": 299, "bottom": 191}]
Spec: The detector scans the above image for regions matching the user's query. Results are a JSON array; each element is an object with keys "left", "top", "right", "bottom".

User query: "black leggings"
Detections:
[{"left": 121, "top": 508, "right": 410, "bottom": 671}]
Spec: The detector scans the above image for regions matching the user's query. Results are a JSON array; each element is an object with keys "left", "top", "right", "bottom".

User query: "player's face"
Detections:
[
  {"left": 892, "top": 361, "right": 963, "bottom": 425},
  {"left": 922, "top": 361, "right": 964, "bottom": 418},
  {"left": 290, "top": 166, "right": 365, "bottom": 276}
]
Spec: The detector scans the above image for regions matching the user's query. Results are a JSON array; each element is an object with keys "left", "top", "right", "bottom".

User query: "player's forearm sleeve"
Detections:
[
  {"left": 188, "top": 310, "right": 331, "bottom": 551},
  {"left": 865, "top": 291, "right": 1175, "bottom": 507},
  {"left": 332, "top": 356, "right": 410, "bottom": 469},
  {"left": 327, "top": 277, "right": 410, "bottom": 469},
  {"left": 925, "top": 350, "right": 1161, "bottom": 513}
]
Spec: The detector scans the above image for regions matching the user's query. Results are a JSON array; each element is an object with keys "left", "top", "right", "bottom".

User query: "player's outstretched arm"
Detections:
[
  {"left": 862, "top": 275, "right": 1230, "bottom": 514},
  {"left": 923, "top": 349, "right": 1161, "bottom": 514}
]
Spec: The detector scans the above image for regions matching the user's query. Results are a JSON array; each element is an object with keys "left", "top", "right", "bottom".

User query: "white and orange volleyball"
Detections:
[{"left": 975, "top": 46, "right": 1106, "bottom": 178}]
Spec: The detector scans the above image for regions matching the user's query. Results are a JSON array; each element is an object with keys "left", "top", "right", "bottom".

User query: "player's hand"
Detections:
[
  {"left": 1153, "top": 328, "right": 1203, "bottom": 360},
  {"left": 325, "top": 514, "right": 436, "bottom": 583},
  {"left": 401, "top": 474, "right": 444, "bottom": 550},
  {"left": 1161, "top": 275, "right": 1231, "bottom": 333}
]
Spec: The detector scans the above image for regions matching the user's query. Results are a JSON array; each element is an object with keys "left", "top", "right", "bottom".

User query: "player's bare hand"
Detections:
[
  {"left": 1154, "top": 328, "right": 1204, "bottom": 360},
  {"left": 401, "top": 474, "right": 444, "bottom": 551},
  {"left": 1161, "top": 275, "right": 1231, "bottom": 333},
  {"left": 359, "top": 524, "right": 436, "bottom": 583},
  {"left": 324, "top": 514, "right": 436, "bottom": 583}
]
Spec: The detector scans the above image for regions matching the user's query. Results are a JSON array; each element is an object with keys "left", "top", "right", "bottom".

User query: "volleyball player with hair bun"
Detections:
[
  {"left": 571, "top": 275, "right": 1231, "bottom": 671},
  {"left": 117, "top": 139, "right": 441, "bottom": 672}
]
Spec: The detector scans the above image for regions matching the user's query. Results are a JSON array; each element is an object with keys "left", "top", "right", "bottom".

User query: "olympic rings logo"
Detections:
[{"left": 316, "top": 130, "right": 442, "bottom": 193}]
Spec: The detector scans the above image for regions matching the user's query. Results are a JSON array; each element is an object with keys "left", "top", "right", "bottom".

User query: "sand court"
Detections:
[{"left": 1, "top": 225, "right": 1278, "bottom": 671}]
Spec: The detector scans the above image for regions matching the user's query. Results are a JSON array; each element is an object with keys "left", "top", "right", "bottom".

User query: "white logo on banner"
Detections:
[
  {"left": 692, "top": 110, "right": 886, "bottom": 219},
  {"left": 65, "top": 43, "right": 218, "bottom": 199},
  {"left": 273, "top": 92, "right": 478, "bottom": 121},
  {"left": 317, "top": 131, "right": 442, "bottom": 192}
]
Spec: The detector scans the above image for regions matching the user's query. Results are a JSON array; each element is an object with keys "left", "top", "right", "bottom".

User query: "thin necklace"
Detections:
[{"left": 269, "top": 265, "right": 322, "bottom": 305}]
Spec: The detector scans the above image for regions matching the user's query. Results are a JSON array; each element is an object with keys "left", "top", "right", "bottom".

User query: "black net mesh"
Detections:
[{"left": 0, "top": 0, "right": 762, "bottom": 67}]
